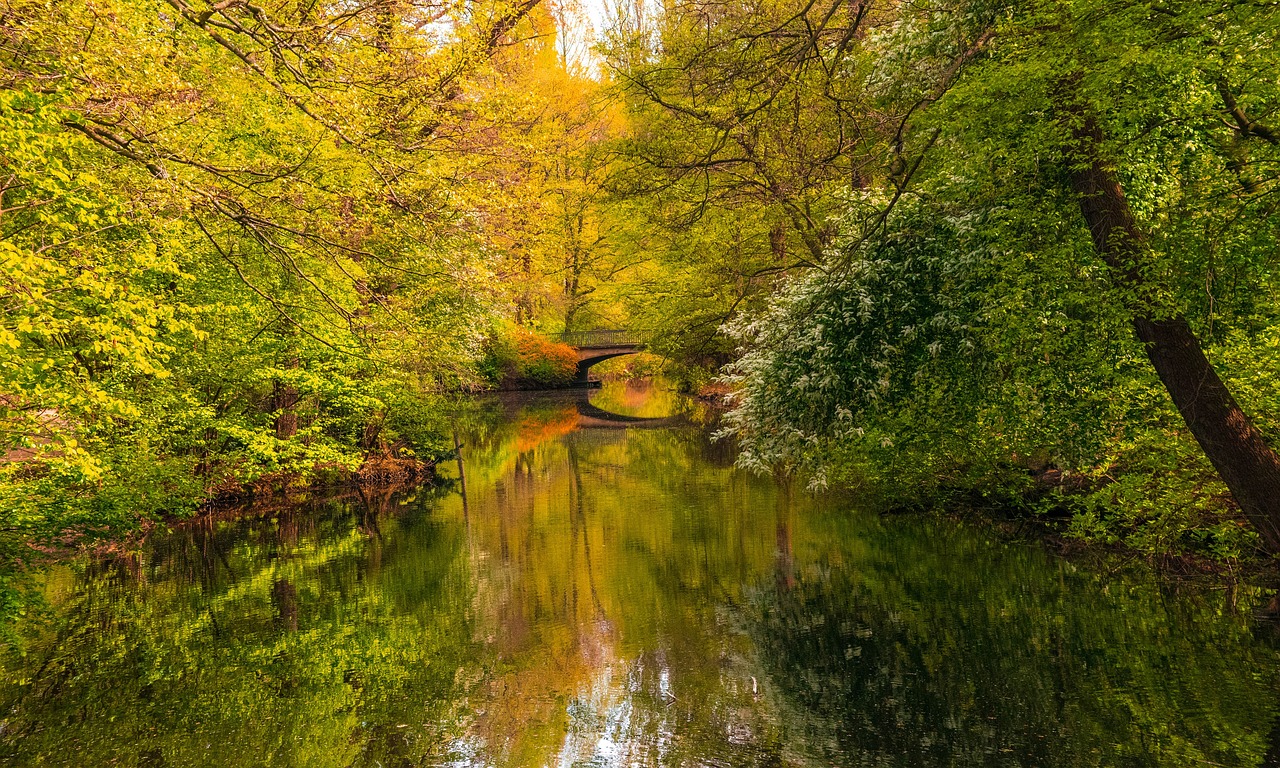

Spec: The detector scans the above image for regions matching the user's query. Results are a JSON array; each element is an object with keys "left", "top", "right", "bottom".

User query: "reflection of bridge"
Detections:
[
  {"left": 573, "top": 396, "right": 686, "bottom": 430},
  {"left": 489, "top": 388, "right": 688, "bottom": 432},
  {"left": 555, "top": 330, "right": 645, "bottom": 385}
]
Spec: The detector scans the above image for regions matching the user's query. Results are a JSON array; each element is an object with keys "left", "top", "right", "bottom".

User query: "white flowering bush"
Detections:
[
  {"left": 721, "top": 192, "right": 1142, "bottom": 494},
  {"left": 721, "top": 203, "right": 988, "bottom": 488}
]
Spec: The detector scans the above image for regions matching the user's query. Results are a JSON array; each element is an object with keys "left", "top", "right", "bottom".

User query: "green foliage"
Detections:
[
  {"left": 5, "top": 0, "right": 1280, "bottom": 580},
  {"left": 722, "top": 197, "right": 1135, "bottom": 494},
  {"left": 0, "top": 0, "right": 580, "bottom": 560},
  {"left": 602, "top": 0, "right": 1280, "bottom": 559}
]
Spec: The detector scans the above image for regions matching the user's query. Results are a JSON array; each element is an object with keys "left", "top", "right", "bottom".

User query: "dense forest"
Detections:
[{"left": 3, "top": 0, "right": 1280, "bottom": 588}]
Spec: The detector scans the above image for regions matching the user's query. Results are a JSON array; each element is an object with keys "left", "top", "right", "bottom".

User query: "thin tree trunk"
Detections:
[
  {"left": 1069, "top": 114, "right": 1280, "bottom": 553},
  {"left": 272, "top": 375, "right": 299, "bottom": 440}
]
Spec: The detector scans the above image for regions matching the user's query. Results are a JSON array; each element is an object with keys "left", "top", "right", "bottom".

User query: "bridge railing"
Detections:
[{"left": 554, "top": 329, "right": 642, "bottom": 348}]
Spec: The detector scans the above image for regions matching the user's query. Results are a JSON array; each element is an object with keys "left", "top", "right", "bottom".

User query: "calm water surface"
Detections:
[{"left": 4, "top": 380, "right": 1280, "bottom": 766}]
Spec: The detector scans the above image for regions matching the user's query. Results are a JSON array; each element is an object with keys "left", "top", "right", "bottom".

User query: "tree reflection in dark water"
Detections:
[
  {"left": 2, "top": 387, "right": 1280, "bottom": 766},
  {"left": 748, "top": 511, "right": 1280, "bottom": 766}
]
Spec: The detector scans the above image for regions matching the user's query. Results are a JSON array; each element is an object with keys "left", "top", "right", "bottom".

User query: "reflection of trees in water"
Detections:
[
  {"left": 8, "top": 408, "right": 1280, "bottom": 767},
  {"left": 745, "top": 517, "right": 1280, "bottom": 767},
  {"left": 587, "top": 378, "right": 687, "bottom": 420},
  {"left": 455, "top": 419, "right": 792, "bottom": 764},
  {"left": 514, "top": 404, "right": 580, "bottom": 451},
  {"left": 0, "top": 487, "right": 478, "bottom": 767},
  {"left": 452, "top": 440, "right": 706, "bottom": 754},
  {"left": 568, "top": 441, "right": 607, "bottom": 621}
]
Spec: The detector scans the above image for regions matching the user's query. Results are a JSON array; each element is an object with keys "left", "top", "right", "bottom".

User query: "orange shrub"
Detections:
[{"left": 514, "top": 330, "right": 579, "bottom": 386}]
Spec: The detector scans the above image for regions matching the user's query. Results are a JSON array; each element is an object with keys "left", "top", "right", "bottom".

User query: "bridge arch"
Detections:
[{"left": 555, "top": 330, "right": 645, "bottom": 385}]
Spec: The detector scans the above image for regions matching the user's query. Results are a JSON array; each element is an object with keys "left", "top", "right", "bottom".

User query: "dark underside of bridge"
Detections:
[{"left": 574, "top": 346, "right": 641, "bottom": 384}]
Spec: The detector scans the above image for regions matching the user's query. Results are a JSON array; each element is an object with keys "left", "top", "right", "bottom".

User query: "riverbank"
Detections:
[
  {"left": 826, "top": 453, "right": 1273, "bottom": 583},
  {"left": 203, "top": 452, "right": 439, "bottom": 506},
  {"left": 5, "top": 375, "right": 1271, "bottom": 593},
  {"left": 4, "top": 371, "right": 1275, "bottom": 656}
]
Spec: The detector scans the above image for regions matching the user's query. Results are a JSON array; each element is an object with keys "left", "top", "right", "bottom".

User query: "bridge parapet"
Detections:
[{"left": 555, "top": 330, "right": 642, "bottom": 349}]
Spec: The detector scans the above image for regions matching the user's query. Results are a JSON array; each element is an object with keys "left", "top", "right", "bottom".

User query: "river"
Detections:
[{"left": 3, "top": 380, "right": 1280, "bottom": 766}]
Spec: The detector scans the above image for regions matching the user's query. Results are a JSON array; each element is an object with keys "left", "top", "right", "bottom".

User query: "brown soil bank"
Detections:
[{"left": 202, "top": 452, "right": 439, "bottom": 509}]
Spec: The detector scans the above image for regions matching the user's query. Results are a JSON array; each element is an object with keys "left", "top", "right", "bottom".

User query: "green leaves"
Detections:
[
  {"left": 0, "top": 0, "right": 566, "bottom": 557},
  {"left": 703, "top": 0, "right": 1280, "bottom": 557}
]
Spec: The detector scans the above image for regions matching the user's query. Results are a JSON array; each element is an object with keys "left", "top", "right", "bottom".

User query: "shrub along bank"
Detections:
[{"left": 480, "top": 328, "right": 580, "bottom": 389}]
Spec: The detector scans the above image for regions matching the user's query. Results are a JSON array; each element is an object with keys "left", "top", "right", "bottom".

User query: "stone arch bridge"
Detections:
[{"left": 555, "top": 330, "right": 644, "bottom": 385}]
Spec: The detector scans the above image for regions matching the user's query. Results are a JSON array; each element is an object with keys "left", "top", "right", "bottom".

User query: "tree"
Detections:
[
  {"left": 937, "top": 0, "right": 1280, "bottom": 550},
  {"left": 601, "top": 0, "right": 896, "bottom": 371},
  {"left": 1064, "top": 106, "right": 1280, "bottom": 550},
  {"left": 0, "top": 0, "right": 626, "bottom": 563},
  {"left": 649, "top": 0, "right": 1280, "bottom": 554}
]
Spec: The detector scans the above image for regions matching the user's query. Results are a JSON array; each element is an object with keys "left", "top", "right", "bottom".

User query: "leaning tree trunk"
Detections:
[{"left": 1069, "top": 114, "right": 1280, "bottom": 553}]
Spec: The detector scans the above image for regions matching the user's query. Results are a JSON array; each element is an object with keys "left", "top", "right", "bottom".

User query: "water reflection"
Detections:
[
  {"left": 3, "top": 387, "right": 1280, "bottom": 766},
  {"left": 587, "top": 378, "right": 688, "bottom": 420}
]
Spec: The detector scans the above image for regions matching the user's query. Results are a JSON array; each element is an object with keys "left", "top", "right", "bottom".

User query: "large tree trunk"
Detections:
[{"left": 1069, "top": 114, "right": 1280, "bottom": 553}]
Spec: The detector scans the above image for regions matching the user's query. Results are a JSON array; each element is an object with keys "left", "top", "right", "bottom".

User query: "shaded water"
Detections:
[{"left": 4, "top": 380, "right": 1280, "bottom": 766}]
